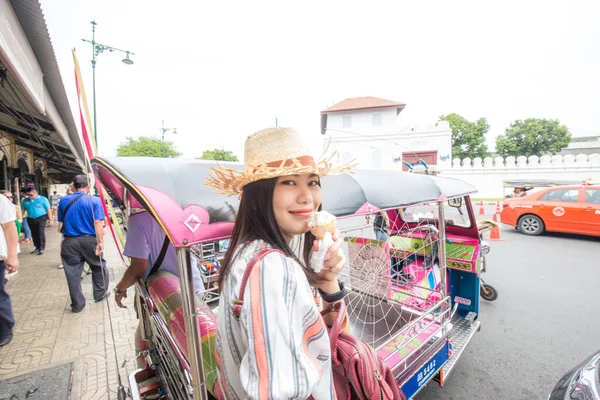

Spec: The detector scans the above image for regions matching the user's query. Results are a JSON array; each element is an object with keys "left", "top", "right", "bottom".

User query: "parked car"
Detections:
[
  {"left": 548, "top": 348, "right": 600, "bottom": 399},
  {"left": 500, "top": 182, "right": 600, "bottom": 237}
]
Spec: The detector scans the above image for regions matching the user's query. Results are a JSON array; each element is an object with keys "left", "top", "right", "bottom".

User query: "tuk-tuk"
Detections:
[{"left": 91, "top": 156, "right": 493, "bottom": 399}]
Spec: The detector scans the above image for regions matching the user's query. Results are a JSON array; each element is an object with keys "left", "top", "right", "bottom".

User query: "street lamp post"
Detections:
[
  {"left": 160, "top": 120, "right": 177, "bottom": 157},
  {"left": 82, "top": 20, "right": 135, "bottom": 149}
]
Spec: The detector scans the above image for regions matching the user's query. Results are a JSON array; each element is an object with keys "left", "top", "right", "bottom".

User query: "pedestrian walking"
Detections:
[
  {"left": 19, "top": 193, "right": 33, "bottom": 245},
  {"left": 57, "top": 175, "right": 109, "bottom": 313},
  {"left": 21, "top": 187, "right": 52, "bottom": 255},
  {"left": 49, "top": 191, "right": 62, "bottom": 222},
  {"left": 0, "top": 192, "right": 20, "bottom": 347}
]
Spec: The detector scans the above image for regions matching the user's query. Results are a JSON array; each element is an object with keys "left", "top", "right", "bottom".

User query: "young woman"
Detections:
[{"left": 206, "top": 127, "right": 353, "bottom": 400}]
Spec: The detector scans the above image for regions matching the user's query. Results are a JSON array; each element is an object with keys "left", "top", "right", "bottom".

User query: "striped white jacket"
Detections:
[{"left": 215, "top": 240, "right": 337, "bottom": 400}]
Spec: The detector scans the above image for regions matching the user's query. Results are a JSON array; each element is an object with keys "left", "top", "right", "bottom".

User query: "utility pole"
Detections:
[
  {"left": 160, "top": 120, "right": 177, "bottom": 157},
  {"left": 82, "top": 20, "right": 135, "bottom": 149}
]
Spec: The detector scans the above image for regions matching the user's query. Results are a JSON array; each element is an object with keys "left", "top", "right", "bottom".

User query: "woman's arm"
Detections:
[{"left": 313, "top": 230, "right": 349, "bottom": 330}]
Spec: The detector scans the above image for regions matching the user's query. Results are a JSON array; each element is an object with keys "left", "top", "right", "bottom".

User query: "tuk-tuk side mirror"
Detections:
[{"left": 448, "top": 197, "right": 463, "bottom": 208}]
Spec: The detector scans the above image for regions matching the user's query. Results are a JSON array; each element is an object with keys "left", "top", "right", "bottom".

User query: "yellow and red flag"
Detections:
[{"left": 72, "top": 48, "right": 126, "bottom": 255}]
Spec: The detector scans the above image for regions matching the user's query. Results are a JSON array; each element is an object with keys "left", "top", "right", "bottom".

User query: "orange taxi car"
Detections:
[{"left": 500, "top": 183, "right": 600, "bottom": 236}]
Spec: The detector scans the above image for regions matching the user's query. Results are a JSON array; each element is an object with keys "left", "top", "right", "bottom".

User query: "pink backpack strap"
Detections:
[
  {"left": 321, "top": 301, "right": 346, "bottom": 364},
  {"left": 232, "top": 247, "right": 285, "bottom": 320}
]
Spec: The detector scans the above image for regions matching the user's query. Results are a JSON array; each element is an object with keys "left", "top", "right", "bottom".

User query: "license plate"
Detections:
[{"left": 399, "top": 341, "right": 449, "bottom": 398}]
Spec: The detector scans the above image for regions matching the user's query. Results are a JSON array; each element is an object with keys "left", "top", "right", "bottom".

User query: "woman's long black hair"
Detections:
[{"left": 217, "top": 177, "right": 323, "bottom": 292}]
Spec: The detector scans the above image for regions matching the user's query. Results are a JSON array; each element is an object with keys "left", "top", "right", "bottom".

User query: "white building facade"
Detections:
[{"left": 321, "top": 97, "right": 452, "bottom": 171}]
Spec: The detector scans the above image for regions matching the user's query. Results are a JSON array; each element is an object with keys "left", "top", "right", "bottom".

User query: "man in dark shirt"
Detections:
[{"left": 57, "top": 175, "right": 109, "bottom": 313}]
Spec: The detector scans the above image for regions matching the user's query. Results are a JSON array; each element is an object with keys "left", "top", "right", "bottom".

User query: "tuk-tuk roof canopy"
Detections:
[{"left": 92, "top": 157, "right": 477, "bottom": 246}]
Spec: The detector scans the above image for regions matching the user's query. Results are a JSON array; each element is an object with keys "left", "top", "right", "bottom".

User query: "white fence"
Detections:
[{"left": 440, "top": 153, "right": 600, "bottom": 198}]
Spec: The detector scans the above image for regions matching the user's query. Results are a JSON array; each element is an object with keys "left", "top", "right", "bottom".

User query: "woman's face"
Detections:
[{"left": 273, "top": 174, "right": 322, "bottom": 241}]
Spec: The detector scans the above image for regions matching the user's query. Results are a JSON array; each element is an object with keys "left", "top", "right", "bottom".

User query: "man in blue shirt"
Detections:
[
  {"left": 57, "top": 175, "right": 109, "bottom": 313},
  {"left": 22, "top": 188, "right": 52, "bottom": 255}
]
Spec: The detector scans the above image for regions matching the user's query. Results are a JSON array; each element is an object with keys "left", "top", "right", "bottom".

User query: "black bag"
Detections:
[{"left": 59, "top": 193, "right": 85, "bottom": 233}]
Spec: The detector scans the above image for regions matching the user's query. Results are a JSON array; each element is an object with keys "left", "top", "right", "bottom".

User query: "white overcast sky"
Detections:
[{"left": 39, "top": 0, "right": 600, "bottom": 160}]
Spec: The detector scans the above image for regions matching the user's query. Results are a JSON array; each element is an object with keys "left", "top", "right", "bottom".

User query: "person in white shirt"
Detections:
[
  {"left": 49, "top": 191, "right": 62, "bottom": 222},
  {"left": 0, "top": 193, "right": 19, "bottom": 347}
]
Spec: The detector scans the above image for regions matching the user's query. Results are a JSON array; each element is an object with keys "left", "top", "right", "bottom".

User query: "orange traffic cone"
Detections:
[
  {"left": 493, "top": 201, "right": 502, "bottom": 222},
  {"left": 488, "top": 225, "right": 504, "bottom": 241},
  {"left": 479, "top": 201, "right": 485, "bottom": 215}
]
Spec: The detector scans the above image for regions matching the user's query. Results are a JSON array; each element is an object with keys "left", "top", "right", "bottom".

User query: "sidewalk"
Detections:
[{"left": 0, "top": 227, "right": 138, "bottom": 400}]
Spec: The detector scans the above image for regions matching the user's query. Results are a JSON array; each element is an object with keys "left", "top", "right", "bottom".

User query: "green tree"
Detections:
[
  {"left": 116, "top": 136, "right": 182, "bottom": 158},
  {"left": 440, "top": 113, "right": 489, "bottom": 160},
  {"left": 197, "top": 149, "right": 239, "bottom": 162},
  {"left": 495, "top": 118, "right": 571, "bottom": 157}
]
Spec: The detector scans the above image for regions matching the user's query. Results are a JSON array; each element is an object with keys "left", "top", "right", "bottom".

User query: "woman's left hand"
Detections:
[{"left": 313, "top": 229, "right": 345, "bottom": 287}]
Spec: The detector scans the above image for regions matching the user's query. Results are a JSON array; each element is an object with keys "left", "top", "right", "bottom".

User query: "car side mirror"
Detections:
[{"left": 448, "top": 197, "right": 463, "bottom": 208}]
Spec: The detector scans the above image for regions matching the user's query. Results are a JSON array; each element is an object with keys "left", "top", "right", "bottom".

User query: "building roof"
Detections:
[
  {"left": 321, "top": 96, "right": 406, "bottom": 114},
  {"left": 9, "top": 0, "right": 86, "bottom": 171}
]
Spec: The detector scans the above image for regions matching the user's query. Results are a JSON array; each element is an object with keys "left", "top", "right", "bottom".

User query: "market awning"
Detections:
[{"left": 0, "top": 0, "right": 86, "bottom": 180}]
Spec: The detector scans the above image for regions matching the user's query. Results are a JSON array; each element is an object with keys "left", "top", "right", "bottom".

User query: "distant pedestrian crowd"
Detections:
[{"left": 1, "top": 177, "right": 110, "bottom": 349}]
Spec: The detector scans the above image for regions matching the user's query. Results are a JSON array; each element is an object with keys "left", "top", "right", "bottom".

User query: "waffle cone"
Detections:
[{"left": 308, "top": 211, "right": 337, "bottom": 240}]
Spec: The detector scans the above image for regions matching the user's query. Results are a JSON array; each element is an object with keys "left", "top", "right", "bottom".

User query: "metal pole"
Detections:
[
  {"left": 91, "top": 21, "right": 99, "bottom": 197},
  {"left": 91, "top": 21, "right": 98, "bottom": 147},
  {"left": 437, "top": 201, "right": 447, "bottom": 294},
  {"left": 161, "top": 120, "right": 165, "bottom": 158},
  {"left": 176, "top": 248, "right": 207, "bottom": 400}
]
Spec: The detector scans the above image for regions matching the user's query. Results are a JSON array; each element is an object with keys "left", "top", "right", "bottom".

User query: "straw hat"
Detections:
[{"left": 205, "top": 127, "right": 356, "bottom": 196}]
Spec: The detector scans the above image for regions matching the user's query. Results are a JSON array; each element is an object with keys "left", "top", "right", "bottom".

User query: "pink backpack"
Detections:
[{"left": 319, "top": 301, "right": 405, "bottom": 400}]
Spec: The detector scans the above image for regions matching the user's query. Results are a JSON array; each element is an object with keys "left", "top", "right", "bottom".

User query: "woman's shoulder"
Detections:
[
  {"left": 229, "top": 240, "right": 302, "bottom": 279},
  {"left": 231, "top": 240, "right": 286, "bottom": 264}
]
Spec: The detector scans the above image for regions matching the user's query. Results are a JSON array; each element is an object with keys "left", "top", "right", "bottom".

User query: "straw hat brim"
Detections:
[{"left": 205, "top": 153, "right": 356, "bottom": 196}]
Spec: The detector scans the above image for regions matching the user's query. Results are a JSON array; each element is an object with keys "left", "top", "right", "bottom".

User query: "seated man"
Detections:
[
  {"left": 113, "top": 210, "right": 205, "bottom": 361},
  {"left": 508, "top": 187, "right": 529, "bottom": 198}
]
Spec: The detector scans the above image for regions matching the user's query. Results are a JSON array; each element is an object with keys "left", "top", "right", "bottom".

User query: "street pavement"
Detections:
[
  {"left": 0, "top": 227, "right": 138, "bottom": 400},
  {"left": 416, "top": 219, "right": 600, "bottom": 400}
]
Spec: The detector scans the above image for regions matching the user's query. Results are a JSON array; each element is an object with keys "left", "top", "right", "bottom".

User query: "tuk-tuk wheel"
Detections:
[
  {"left": 517, "top": 215, "right": 544, "bottom": 236},
  {"left": 480, "top": 284, "right": 498, "bottom": 301}
]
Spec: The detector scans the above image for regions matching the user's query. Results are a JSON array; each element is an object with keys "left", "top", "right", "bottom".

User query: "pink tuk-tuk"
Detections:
[{"left": 92, "top": 156, "right": 493, "bottom": 399}]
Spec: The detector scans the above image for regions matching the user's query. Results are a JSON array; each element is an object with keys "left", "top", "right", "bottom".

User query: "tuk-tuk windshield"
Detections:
[{"left": 399, "top": 197, "right": 472, "bottom": 228}]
